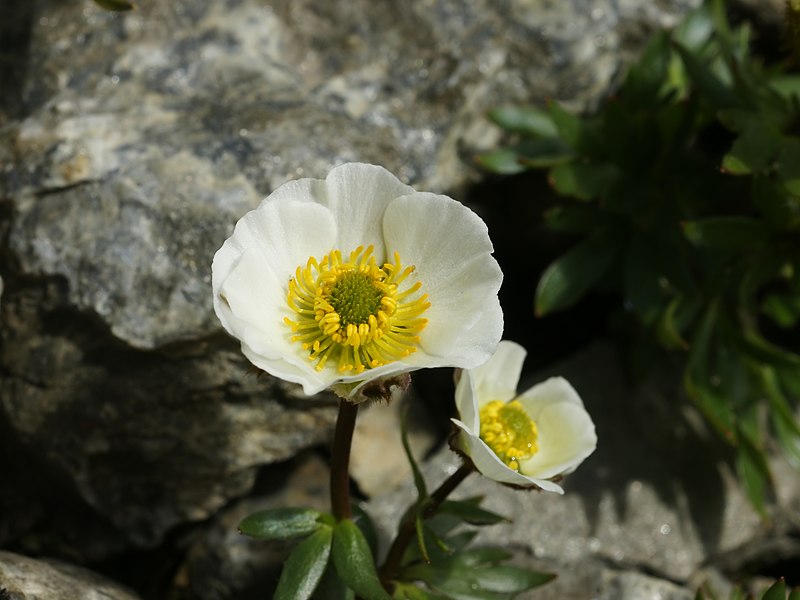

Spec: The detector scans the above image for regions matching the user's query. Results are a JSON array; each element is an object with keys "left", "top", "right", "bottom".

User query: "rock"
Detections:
[
  {"left": 0, "top": 281, "right": 337, "bottom": 556},
  {"left": 596, "top": 571, "right": 693, "bottom": 600},
  {"left": 0, "top": 550, "right": 141, "bottom": 600},
  {"left": 350, "top": 389, "right": 439, "bottom": 498},
  {"left": 0, "top": 0, "right": 701, "bottom": 573},
  {"left": 182, "top": 452, "right": 331, "bottom": 600},
  {"left": 368, "top": 342, "right": 800, "bottom": 586}
]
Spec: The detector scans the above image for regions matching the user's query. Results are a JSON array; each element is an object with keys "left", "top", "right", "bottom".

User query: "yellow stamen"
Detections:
[
  {"left": 479, "top": 400, "right": 538, "bottom": 471},
  {"left": 285, "top": 245, "right": 430, "bottom": 375}
]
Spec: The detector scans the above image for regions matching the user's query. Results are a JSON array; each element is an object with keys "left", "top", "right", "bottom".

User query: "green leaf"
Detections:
[
  {"left": 392, "top": 582, "right": 447, "bottom": 600},
  {"left": 722, "top": 126, "right": 781, "bottom": 175},
  {"left": 788, "top": 586, "right": 800, "bottom": 600},
  {"left": 466, "top": 566, "right": 555, "bottom": 594},
  {"left": 763, "top": 369, "right": 800, "bottom": 470},
  {"left": 437, "top": 499, "right": 509, "bottom": 526},
  {"left": 543, "top": 204, "right": 609, "bottom": 234},
  {"left": 776, "top": 139, "right": 800, "bottom": 195},
  {"left": 656, "top": 296, "right": 694, "bottom": 350},
  {"left": 315, "top": 561, "right": 356, "bottom": 600},
  {"left": 456, "top": 547, "right": 513, "bottom": 566},
  {"left": 762, "top": 293, "right": 800, "bottom": 328},
  {"left": 736, "top": 329, "right": 800, "bottom": 368},
  {"left": 735, "top": 428, "right": 772, "bottom": 518},
  {"left": 769, "top": 75, "right": 800, "bottom": 101},
  {"left": 673, "top": 42, "right": 739, "bottom": 109},
  {"left": 92, "top": 0, "right": 135, "bottom": 10},
  {"left": 684, "top": 304, "right": 735, "bottom": 438},
  {"left": 353, "top": 505, "right": 380, "bottom": 560},
  {"left": 682, "top": 217, "right": 771, "bottom": 249},
  {"left": 548, "top": 161, "right": 620, "bottom": 200},
  {"left": 238, "top": 507, "right": 322, "bottom": 540},
  {"left": 404, "top": 558, "right": 555, "bottom": 600},
  {"left": 332, "top": 519, "right": 391, "bottom": 600},
  {"left": 548, "top": 102, "right": 582, "bottom": 147},
  {"left": 535, "top": 231, "right": 621, "bottom": 316},
  {"left": 761, "top": 579, "right": 787, "bottom": 600},
  {"left": 415, "top": 514, "right": 431, "bottom": 563},
  {"left": 673, "top": 3, "right": 714, "bottom": 51},
  {"left": 515, "top": 137, "right": 576, "bottom": 168},
  {"left": 752, "top": 175, "right": 800, "bottom": 230},
  {"left": 624, "top": 234, "right": 668, "bottom": 324},
  {"left": 400, "top": 406, "right": 428, "bottom": 500},
  {"left": 624, "top": 31, "right": 671, "bottom": 105},
  {"left": 275, "top": 527, "right": 332, "bottom": 600},
  {"left": 487, "top": 106, "right": 558, "bottom": 137},
  {"left": 475, "top": 149, "right": 526, "bottom": 175}
]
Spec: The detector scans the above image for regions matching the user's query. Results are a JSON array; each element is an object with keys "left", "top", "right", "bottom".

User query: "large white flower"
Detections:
[
  {"left": 212, "top": 163, "right": 503, "bottom": 399},
  {"left": 452, "top": 340, "right": 596, "bottom": 493}
]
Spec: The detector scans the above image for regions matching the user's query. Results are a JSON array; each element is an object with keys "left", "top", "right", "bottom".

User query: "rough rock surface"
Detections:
[
  {"left": 368, "top": 342, "right": 800, "bottom": 596},
  {"left": 0, "top": 550, "right": 141, "bottom": 600},
  {"left": 0, "top": 0, "right": 717, "bottom": 594},
  {"left": 0, "top": 0, "right": 702, "bottom": 565},
  {"left": 182, "top": 452, "right": 331, "bottom": 600}
]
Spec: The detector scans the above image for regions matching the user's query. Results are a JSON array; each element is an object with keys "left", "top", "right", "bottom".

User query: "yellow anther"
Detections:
[
  {"left": 479, "top": 400, "right": 539, "bottom": 471},
  {"left": 285, "top": 245, "right": 430, "bottom": 375}
]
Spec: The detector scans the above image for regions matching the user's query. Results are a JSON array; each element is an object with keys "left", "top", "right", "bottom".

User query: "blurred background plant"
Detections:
[
  {"left": 697, "top": 577, "right": 799, "bottom": 600},
  {"left": 478, "top": 0, "right": 800, "bottom": 516}
]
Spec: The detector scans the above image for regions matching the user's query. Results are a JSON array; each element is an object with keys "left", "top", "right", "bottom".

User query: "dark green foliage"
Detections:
[
  {"left": 479, "top": 0, "right": 800, "bottom": 513},
  {"left": 696, "top": 578, "right": 798, "bottom": 600},
  {"left": 91, "top": 0, "right": 135, "bottom": 10}
]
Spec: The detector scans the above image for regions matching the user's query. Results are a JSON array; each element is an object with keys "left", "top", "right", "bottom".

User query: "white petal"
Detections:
[
  {"left": 471, "top": 340, "right": 526, "bottom": 408},
  {"left": 454, "top": 369, "right": 480, "bottom": 432},
  {"left": 214, "top": 248, "right": 328, "bottom": 385},
  {"left": 382, "top": 193, "right": 503, "bottom": 368},
  {"left": 217, "top": 197, "right": 337, "bottom": 284},
  {"left": 516, "top": 377, "right": 586, "bottom": 417},
  {"left": 320, "top": 163, "right": 415, "bottom": 260},
  {"left": 451, "top": 419, "right": 564, "bottom": 493},
  {"left": 518, "top": 401, "right": 597, "bottom": 480}
]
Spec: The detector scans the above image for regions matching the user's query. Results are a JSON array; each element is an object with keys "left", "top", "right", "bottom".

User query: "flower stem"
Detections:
[
  {"left": 379, "top": 461, "right": 474, "bottom": 586},
  {"left": 330, "top": 399, "right": 359, "bottom": 521}
]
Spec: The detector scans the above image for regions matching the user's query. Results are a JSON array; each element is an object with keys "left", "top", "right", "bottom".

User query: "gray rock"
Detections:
[
  {"left": 368, "top": 342, "right": 800, "bottom": 586},
  {"left": 183, "top": 452, "right": 331, "bottom": 600},
  {"left": 0, "top": 550, "right": 141, "bottom": 600},
  {"left": 0, "top": 281, "right": 336, "bottom": 554},
  {"left": 0, "top": 0, "right": 700, "bottom": 570},
  {"left": 350, "top": 389, "right": 439, "bottom": 498},
  {"left": 596, "top": 571, "right": 693, "bottom": 600}
]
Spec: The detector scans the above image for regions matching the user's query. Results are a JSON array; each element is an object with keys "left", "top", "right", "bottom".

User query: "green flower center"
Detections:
[
  {"left": 328, "top": 271, "right": 384, "bottom": 326},
  {"left": 479, "top": 400, "right": 538, "bottom": 472}
]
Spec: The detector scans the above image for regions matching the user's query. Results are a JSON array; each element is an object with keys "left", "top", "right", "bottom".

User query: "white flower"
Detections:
[
  {"left": 212, "top": 163, "right": 503, "bottom": 400},
  {"left": 452, "top": 340, "right": 596, "bottom": 493}
]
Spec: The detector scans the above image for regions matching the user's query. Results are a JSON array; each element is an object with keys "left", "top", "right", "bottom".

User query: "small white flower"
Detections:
[
  {"left": 452, "top": 340, "right": 597, "bottom": 493},
  {"left": 212, "top": 163, "right": 503, "bottom": 400}
]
